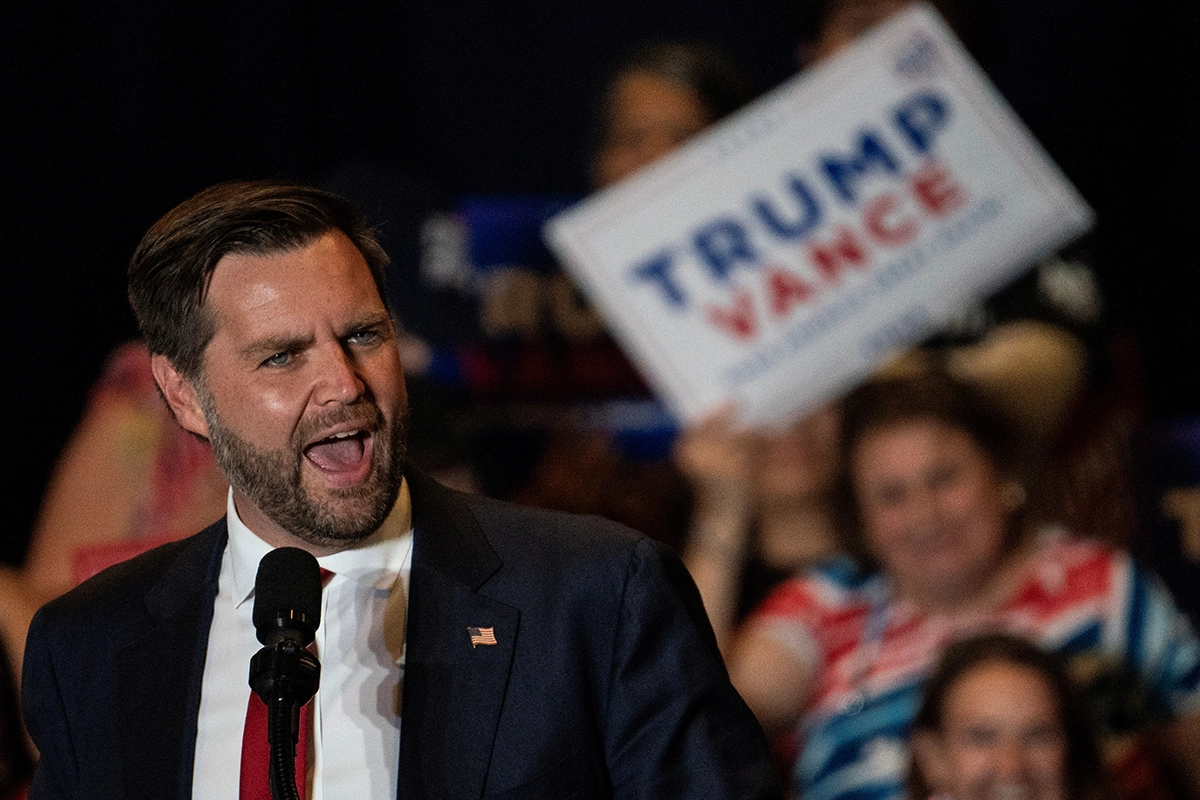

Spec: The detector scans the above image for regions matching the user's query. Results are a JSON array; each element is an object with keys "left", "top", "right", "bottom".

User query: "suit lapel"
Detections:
[
  {"left": 400, "top": 472, "right": 519, "bottom": 799},
  {"left": 107, "top": 477, "right": 517, "bottom": 799},
  {"left": 115, "top": 521, "right": 226, "bottom": 800}
]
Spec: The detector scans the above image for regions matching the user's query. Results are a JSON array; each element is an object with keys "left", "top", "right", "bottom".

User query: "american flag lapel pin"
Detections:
[{"left": 467, "top": 626, "right": 497, "bottom": 648}]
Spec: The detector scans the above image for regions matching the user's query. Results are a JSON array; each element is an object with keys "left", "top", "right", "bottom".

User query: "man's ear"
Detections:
[
  {"left": 150, "top": 353, "right": 210, "bottom": 439},
  {"left": 912, "top": 729, "right": 952, "bottom": 794}
]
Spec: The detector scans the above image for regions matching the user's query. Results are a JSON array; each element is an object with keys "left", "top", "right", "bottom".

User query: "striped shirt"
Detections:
[{"left": 753, "top": 528, "right": 1200, "bottom": 800}]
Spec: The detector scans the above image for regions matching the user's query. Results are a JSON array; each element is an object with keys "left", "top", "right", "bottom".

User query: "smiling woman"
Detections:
[
  {"left": 726, "top": 372, "right": 1200, "bottom": 800},
  {"left": 836, "top": 373, "right": 1022, "bottom": 612},
  {"left": 909, "top": 633, "right": 1113, "bottom": 800}
]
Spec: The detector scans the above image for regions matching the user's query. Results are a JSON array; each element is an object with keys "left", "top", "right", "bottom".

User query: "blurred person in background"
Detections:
[
  {"left": 511, "top": 40, "right": 762, "bottom": 549},
  {"left": 586, "top": 40, "right": 851, "bottom": 645},
  {"left": 795, "top": 0, "right": 1125, "bottom": 547},
  {"left": 727, "top": 373, "right": 1200, "bottom": 800},
  {"left": 909, "top": 633, "right": 1115, "bottom": 800},
  {"left": 589, "top": 40, "right": 755, "bottom": 188},
  {"left": 589, "top": 11, "right": 1106, "bottom": 664},
  {"left": 0, "top": 639, "right": 31, "bottom": 800},
  {"left": 795, "top": 0, "right": 978, "bottom": 65},
  {"left": 0, "top": 342, "right": 227, "bottom": 679},
  {"left": 676, "top": 405, "right": 842, "bottom": 653},
  {"left": 386, "top": 40, "right": 760, "bottom": 548}
]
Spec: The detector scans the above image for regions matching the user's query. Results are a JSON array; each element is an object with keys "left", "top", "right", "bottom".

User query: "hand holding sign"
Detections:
[{"left": 545, "top": 3, "right": 1093, "bottom": 428}]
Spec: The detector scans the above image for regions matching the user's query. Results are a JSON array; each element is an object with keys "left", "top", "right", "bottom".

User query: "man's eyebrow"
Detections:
[
  {"left": 343, "top": 312, "right": 394, "bottom": 333},
  {"left": 236, "top": 313, "right": 394, "bottom": 361},
  {"left": 239, "top": 333, "right": 313, "bottom": 361},
  {"left": 343, "top": 311, "right": 398, "bottom": 335}
]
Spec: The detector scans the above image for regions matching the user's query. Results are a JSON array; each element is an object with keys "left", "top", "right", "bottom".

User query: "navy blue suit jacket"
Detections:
[{"left": 23, "top": 470, "right": 782, "bottom": 799}]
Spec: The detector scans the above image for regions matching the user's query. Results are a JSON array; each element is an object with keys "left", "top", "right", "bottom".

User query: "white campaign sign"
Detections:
[{"left": 544, "top": 3, "right": 1093, "bottom": 427}]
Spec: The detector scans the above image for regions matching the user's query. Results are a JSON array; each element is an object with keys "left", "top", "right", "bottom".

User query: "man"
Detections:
[{"left": 22, "top": 180, "right": 782, "bottom": 799}]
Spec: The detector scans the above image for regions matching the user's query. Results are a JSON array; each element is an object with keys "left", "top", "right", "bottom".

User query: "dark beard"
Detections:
[{"left": 202, "top": 397, "right": 408, "bottom": 547}]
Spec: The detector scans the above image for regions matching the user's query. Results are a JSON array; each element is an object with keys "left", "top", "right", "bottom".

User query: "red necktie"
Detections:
[
  {"left": 238, "top": 692, "right": 311, "bottom": 800},
  {"left": 239, "top": 568, "right": 332, "bottom": 800}
]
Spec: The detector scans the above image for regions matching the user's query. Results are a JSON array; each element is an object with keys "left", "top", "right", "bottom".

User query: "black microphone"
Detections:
[{"left": 249, "top": 547, "right": 323, "bottom": 800}]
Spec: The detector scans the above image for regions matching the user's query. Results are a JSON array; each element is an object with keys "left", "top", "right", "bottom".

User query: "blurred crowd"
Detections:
[{"left": 3, "top": 1, "right": 1199, "bottom": 799}]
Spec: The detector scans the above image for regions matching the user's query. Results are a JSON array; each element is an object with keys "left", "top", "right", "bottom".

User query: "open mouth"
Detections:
[{"left": 304, "top": 429, "right": 375, "bottom": 486}]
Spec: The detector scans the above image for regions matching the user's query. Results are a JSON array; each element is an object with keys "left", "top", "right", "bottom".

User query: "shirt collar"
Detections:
[{"left": 227, "top": 477, "right": 414, "bottom": 608}]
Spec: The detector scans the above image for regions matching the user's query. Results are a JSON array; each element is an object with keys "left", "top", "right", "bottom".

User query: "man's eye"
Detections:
[
  {"left": 347, "top": 330, "right": 381, "bottom": 345},
  {"left": 262, "top": 352, "right": 291, "bottom": 367}
]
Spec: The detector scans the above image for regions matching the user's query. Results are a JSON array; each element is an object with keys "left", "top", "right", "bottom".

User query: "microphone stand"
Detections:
[
  {"left": 250, "top": 546, "right": 323, "bottom": 800},
  {"left": 250, "top": 636, "right": 321, "bottom": 800}
]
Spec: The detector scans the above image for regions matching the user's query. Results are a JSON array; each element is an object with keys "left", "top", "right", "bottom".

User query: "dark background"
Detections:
[{"left": 3, "top": 0, "right": 1197, "bottom": 566}]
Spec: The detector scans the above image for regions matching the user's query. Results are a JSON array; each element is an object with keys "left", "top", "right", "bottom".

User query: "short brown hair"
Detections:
[
  {"left": 834, "top": 371, "right": 1018, "bottom": 566},
  {"left": 840, "top": 371, "right": 1012, "bottom": 473},
  {"left": 128, "top": 180, "right": 390, "bottom": 379}
]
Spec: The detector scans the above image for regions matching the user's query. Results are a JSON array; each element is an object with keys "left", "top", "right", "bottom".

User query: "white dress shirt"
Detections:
[{"left": 191, "top": 480, "right": 413, "bottom": 800}]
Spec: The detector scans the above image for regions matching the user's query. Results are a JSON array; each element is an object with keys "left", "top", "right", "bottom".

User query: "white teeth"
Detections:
[{"left": 332, "top": 431, "right": 356, "bottom": 439}]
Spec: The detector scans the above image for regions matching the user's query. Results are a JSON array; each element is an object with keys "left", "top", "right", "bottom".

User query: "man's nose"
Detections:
[{"left": 314, "top": 343, "right": 365, "bottom": 404}]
